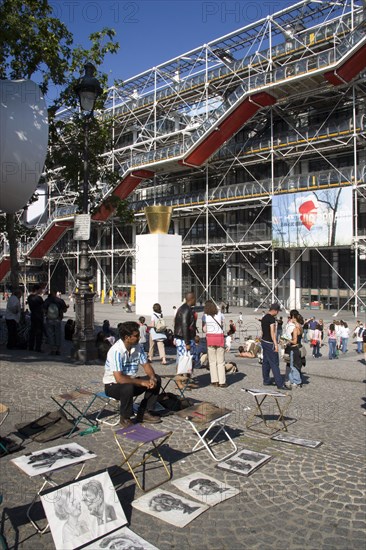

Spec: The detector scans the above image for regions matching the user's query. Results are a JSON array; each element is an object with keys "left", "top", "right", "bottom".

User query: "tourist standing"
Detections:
[
  {"left": 311, "top": 324, "right": 322, "bottom": 358},
  {"left": 340, "top": 321, "right": 350, "bottom": 353},
  {"left": 356, "top": 323, "right": 364, "bottom": 354},
  {"left": 148, "top": 303, "right": 167, "bottom": 365},
  {"left": 202, "top": 300, "right": 226, "bottom": 387},
  {"left": 5, "top": 289, "right": 22, "bottom": 349},
  {"left": 27, "top": 284, "right": 45, "bottom": 352},
  {"left": 43, "top": 291, "right": 68, "bottom": 355},
  {"left": 260, "top": 303, "right": 285, "bottom": 389},
  {"left": 283, "top": 310, "right": 303, "bottom": 389},
  {"left": 327, "top": 323, "right": 337, "bottom": 360},
  {"left": 173, "top": 292, "right": 197, "bottom": 385}
]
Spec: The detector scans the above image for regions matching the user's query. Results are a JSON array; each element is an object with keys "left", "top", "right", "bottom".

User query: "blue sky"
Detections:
[{"left": 51, "top": 0, "right": 290, "bottom": 85}]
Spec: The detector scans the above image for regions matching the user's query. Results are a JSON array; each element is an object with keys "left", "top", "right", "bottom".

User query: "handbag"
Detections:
[
  {"left": 205, "top": 315, "right": 225, "bottom": 347},
  {"left": 206, "top": 333, "right": 225, "bottom": 347},
  {"left": 177, "top": 352, "right": 193, "bottom": 374},
  {"left": 150, "top": 328, "right": 167, "bottom": 341},
  {"left": 311, "top": 339, "right": 317, "bottom": 346}
]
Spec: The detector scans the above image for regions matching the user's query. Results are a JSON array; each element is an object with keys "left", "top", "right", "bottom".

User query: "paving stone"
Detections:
[{"left": 0, "top": 304, "right": 365, "bottom": 549}]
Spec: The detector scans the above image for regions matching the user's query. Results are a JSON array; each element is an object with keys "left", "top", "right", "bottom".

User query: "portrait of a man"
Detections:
[{"left": 171, "top": 472, "right": 240, "bottom": 506}]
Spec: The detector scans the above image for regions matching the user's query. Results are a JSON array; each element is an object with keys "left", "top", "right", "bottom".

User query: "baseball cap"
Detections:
[{"left": 270, "top": 303, "right": 281, "bottom": 312}]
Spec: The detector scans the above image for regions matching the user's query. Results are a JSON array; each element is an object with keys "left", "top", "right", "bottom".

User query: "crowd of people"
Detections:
[
  {"left": 3, "top": 285, "right": 68, "bottom": 354},
  {"left": 2, "top": 286, "right": 365, "bottom": 426}
]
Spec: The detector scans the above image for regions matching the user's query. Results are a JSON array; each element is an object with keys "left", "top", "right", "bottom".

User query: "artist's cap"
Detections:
[{"left": 270, "top": 303, "right": 281, "bottom": 312}]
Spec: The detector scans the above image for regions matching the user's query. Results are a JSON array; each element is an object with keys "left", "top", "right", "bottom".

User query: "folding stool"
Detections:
[
  {"left": 113, "top": 424, "right": 172, "bottom": 492},
  {"left": 95, "top": 391, "right": 120, "bottom": 426}
]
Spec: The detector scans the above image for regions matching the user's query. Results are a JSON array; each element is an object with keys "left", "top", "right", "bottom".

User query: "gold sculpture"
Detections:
[{"left": 144, "top": 205, "right": 173, "bottom": 234}]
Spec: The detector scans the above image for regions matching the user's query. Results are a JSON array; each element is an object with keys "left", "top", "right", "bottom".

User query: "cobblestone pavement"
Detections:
[{"left": 0, "top": 303, "right": 365, "bottom": 549}]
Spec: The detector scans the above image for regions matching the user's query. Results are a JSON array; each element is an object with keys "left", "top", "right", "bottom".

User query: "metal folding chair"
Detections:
[
  {"left": 0, "top": 404, "right": 10, "bottom": 455},
  {"left": 160, "top": 374, "right": 193, "bottom": 398},
  {"left": 243, "top": 388, "right": 293, "bottom": 434},
  {"left": 113, "top": 424, "right": 172, "bottom": 492},
  {"left": 51, "top": 389, "right": 98, "bottom": 437},
  {"left": 176, "top": 402, "right": 237, "bottom": 461},
  {"left": 95, "top": 391, "right": 120, "bottom": 427}
]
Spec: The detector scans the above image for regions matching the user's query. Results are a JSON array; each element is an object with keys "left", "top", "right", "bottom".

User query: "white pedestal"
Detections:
[{"left": 135, "top": 234, "right": 182, "bottom": 316}]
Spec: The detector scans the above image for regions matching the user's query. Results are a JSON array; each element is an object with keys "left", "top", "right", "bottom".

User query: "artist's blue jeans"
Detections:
[
  {"left": 261, "top": 340, "right": 282, "bottom": 387},
  {"left": 328, "top": 339, "right": 337, "bottom": 359}
]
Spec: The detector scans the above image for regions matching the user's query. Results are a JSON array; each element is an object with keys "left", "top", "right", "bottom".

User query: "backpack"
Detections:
[
  {"left": 47, "top": 302, "right": 59, "bottom": 320},
  {"left": 154, "top": 314, "right": 166, "bottom": 333},
  {"left": 157, "top": 392, "right": 192, "bottom": 412}
]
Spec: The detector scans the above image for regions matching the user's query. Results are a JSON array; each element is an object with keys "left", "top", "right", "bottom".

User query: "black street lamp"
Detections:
[{"left": 73, "top": 62, "right": 103, "bottom": 362}]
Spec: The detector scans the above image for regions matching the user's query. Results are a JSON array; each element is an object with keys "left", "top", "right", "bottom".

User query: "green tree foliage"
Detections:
[{"left": 0, "top": 0, "right": 134, "bottom": 287}]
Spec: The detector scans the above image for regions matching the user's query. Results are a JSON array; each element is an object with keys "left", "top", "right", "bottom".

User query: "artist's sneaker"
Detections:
[
  {"left": 284, "top": 381, "right": 292, "bottom": 389},
  {"left": 292, "top": 383, "right": 302, "bottom": 389}
]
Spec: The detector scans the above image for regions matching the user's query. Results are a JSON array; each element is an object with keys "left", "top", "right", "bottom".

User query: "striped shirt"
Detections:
[{"left": 103, "top": 339, "right": 147, "bottom": 384}]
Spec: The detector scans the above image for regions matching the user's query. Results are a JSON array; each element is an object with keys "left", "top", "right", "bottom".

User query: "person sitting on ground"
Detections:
[
  {"left": 236, "top": 344, "right": 257, "bottom": 358},
  {"left": 102, "top": 320, "right": 113, "bottom": 337},
  {"left": 96, "top": 331, "right": 113, "bottom": 362},
  {"left": 103, "top": 321, "right": 162, "bottom": 427}
]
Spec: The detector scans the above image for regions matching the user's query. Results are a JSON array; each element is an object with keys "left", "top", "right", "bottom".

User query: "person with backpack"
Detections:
[
  {"left": 43, "top": 290, "right": 68, "bottom": 355},
  {"left": 148, "top": 303, "right": 167, "bottom": 365}
]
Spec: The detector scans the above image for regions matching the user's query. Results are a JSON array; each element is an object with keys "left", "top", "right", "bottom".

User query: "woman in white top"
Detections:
[
  {"left": 148, "top": 303, "right": 167, "bottom": 365},
  {"left": 202, "top": 300, "right": 226, "bottom": 387},
  {"left": 339, "top": 321, "right": 350, "bottom": 353}
]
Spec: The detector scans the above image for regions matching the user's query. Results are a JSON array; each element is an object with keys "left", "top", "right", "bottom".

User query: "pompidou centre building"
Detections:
[{"left": 1, "top": 0, "right": 365, "bottom": 314}]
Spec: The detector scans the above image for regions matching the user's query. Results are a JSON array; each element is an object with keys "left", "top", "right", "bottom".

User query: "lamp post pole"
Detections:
[{"left": 73, "top": 63, "right": 102, "bottom": 362}]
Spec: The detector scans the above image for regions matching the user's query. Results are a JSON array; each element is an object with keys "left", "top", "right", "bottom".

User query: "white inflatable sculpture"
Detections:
[{"left": 0, "top": 79, "right": 48, "bottom": 214}]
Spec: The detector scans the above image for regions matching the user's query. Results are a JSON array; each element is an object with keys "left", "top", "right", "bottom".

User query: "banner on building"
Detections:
[{"left": 272, "top": 187, "right": 353, "bottom": 248}]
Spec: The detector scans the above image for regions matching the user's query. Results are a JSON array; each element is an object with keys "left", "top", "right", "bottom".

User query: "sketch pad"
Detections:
[
  {"left": 132, "top": 488, "right": 209, "bottom": 528},
  {"left": 11, "top": 442, "right": 96, "bottom": 477},
  {"left": 171, "top": 472, "right": 240, "bottom": 507},
  {"left": 271, "top": 433, "right": 322, "bottom": 448},
  {"left": 217, "top": 449, "right": 272, "bottom": 476},
  {"left": 40, "top": 471, "right": 127, "bottom": 550},
  {"left": 82, "top": 526, "right": 160, "bottom": 549}
]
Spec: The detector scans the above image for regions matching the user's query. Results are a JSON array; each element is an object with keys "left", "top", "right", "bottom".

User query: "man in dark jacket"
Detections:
[
  {"left": 173, "top": 292, "right": 197, "bottom": 388},
  {"left": 43, "top": 291, "right": 68, "bottom": 355},
  {"left": 27, "top": 284, "right": 44, "bottom": 352}
]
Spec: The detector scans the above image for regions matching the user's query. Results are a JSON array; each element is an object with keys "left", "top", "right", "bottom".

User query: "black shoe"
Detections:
[
  {"left": 277, "top": 385, "right": 291, "bottom": 390},
  {"left": 263, "top": 382, "right": 275, "bottom": 386}
]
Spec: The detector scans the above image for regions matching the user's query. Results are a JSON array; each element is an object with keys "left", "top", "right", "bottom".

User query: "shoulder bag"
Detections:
[{"left": 206, "top": 315, "right": 225, "bottom": 347}]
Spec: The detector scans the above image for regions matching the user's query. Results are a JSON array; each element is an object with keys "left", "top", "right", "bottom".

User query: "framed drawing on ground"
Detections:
[
  {"left": 11, "top": 443, "right": 96, "bottom": 477},
  {"left": 271, "top": 433, "right": 322, "bottom": 448},
  {"left": 82, "top": 526, "right": 160, "bottom": 549},
  {"left": 40, "top": 471, "right": 127, "bottom": 550},
  {"left": 171, "top": 472, "right": 240, "bottom": 506},
  {"left": 217, "top": 449, "right": 271, "bottom": 476},
  {"left": 132, "top": 489, "right": 209, "bottom": 528}
]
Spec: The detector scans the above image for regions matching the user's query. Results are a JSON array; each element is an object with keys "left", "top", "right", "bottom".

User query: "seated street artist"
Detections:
[{"left": 103, "top": 321, "right": 162, "bottom": 427}]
